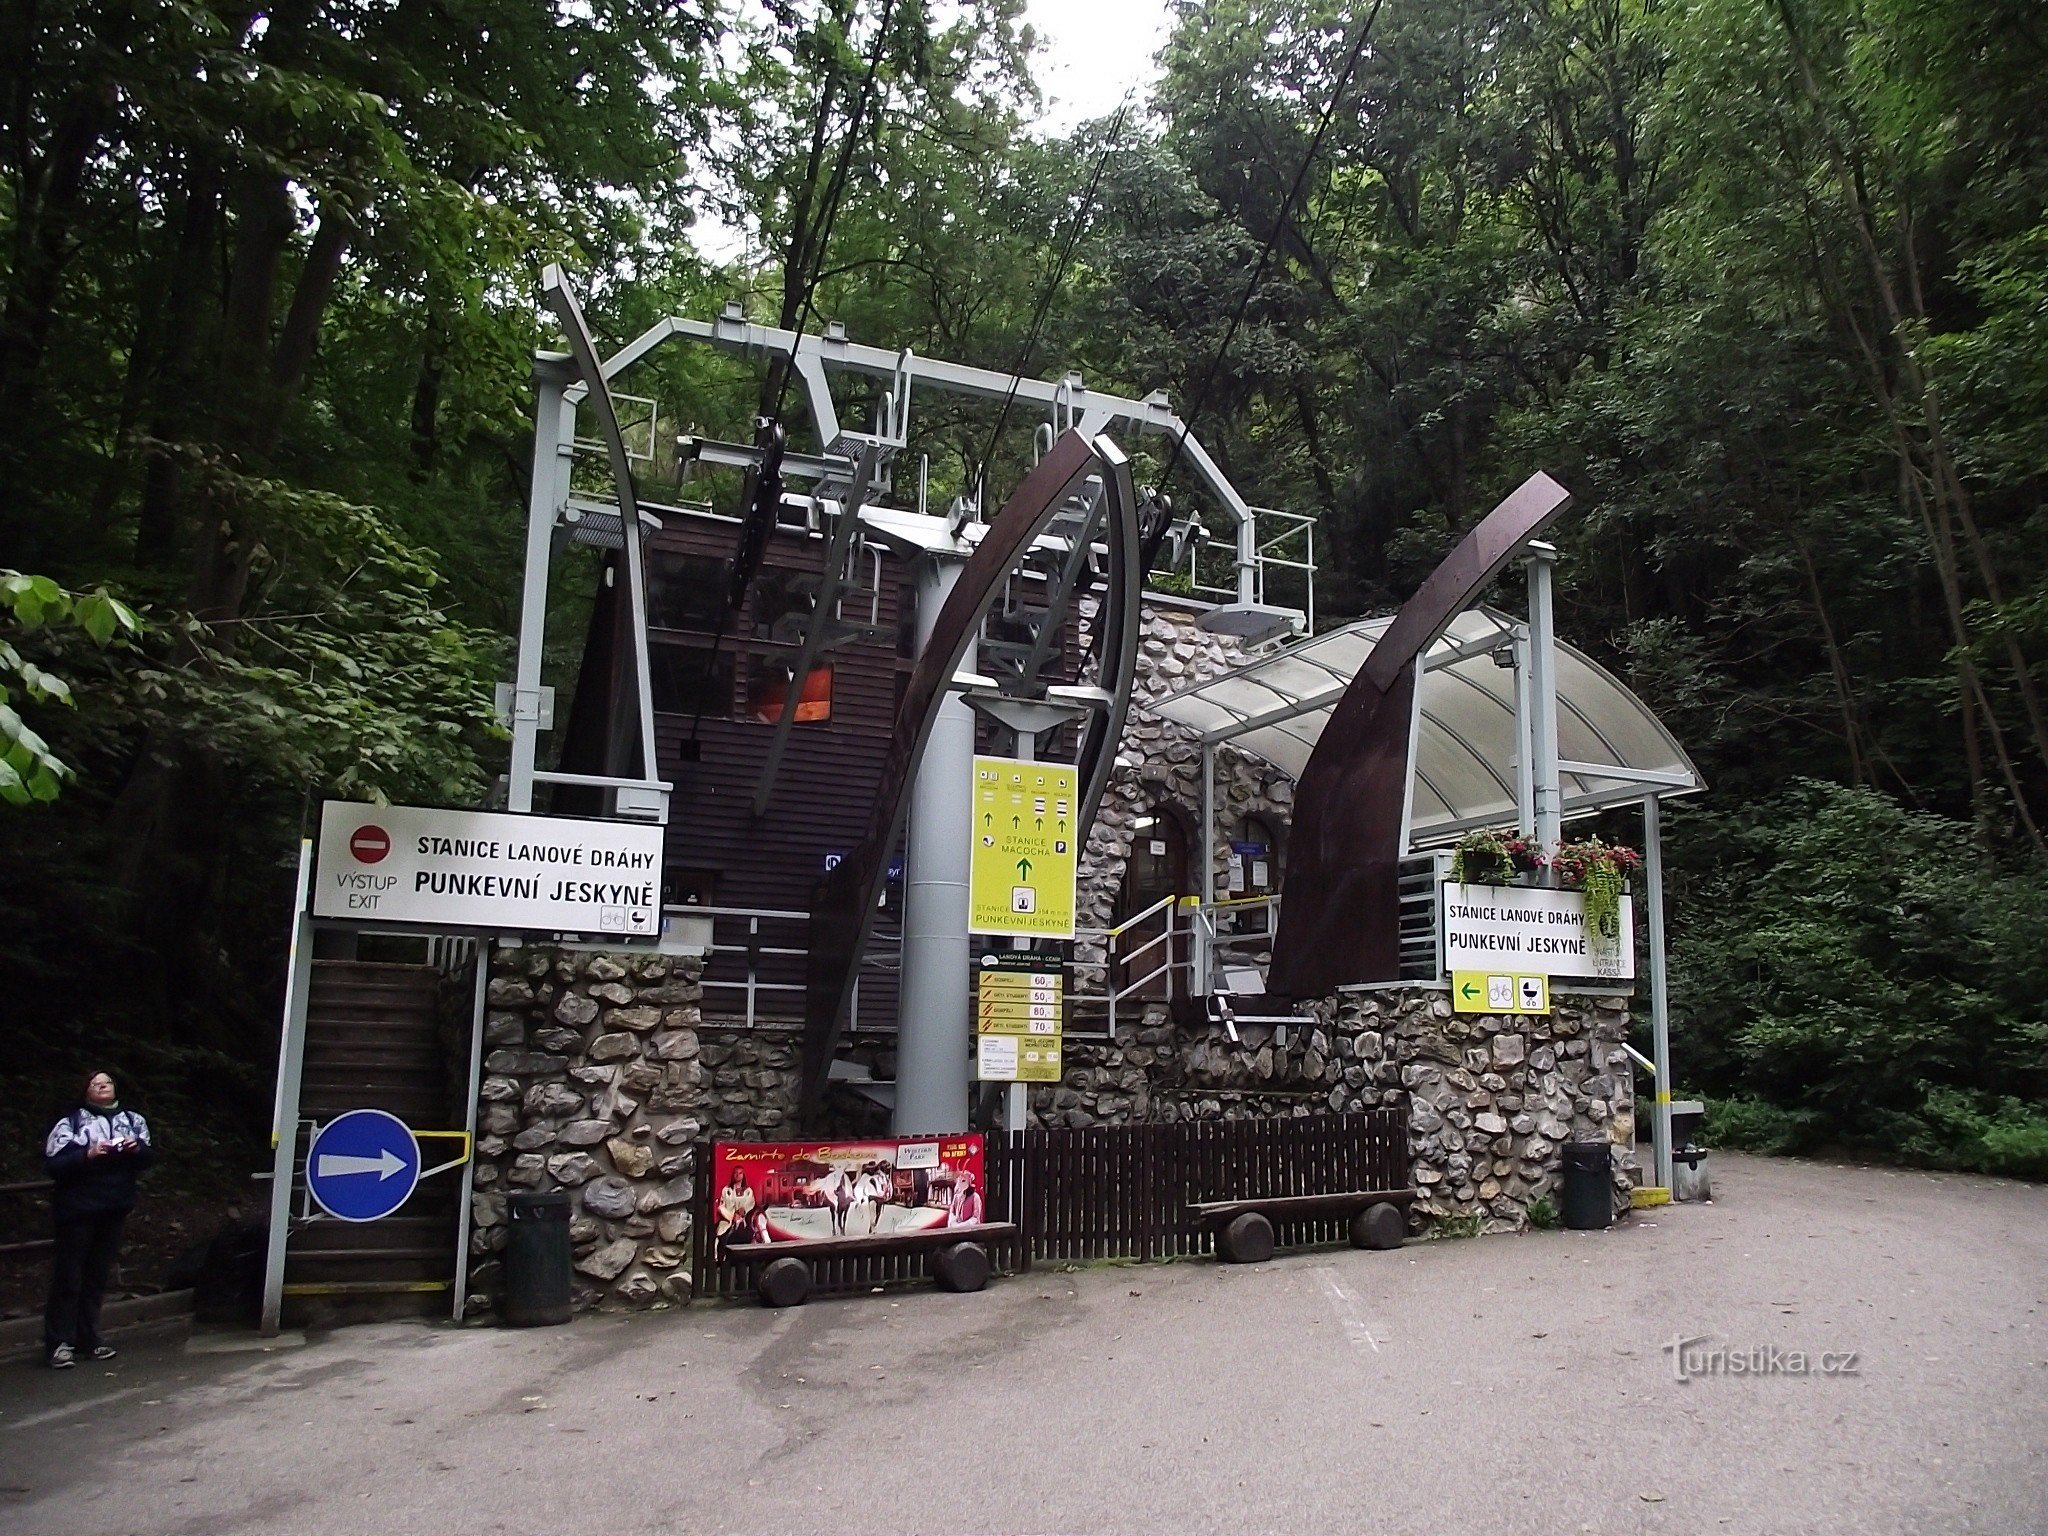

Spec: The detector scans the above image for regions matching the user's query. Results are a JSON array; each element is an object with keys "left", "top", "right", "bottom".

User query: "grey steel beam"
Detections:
[
  {"left": 508, "top": 355, "right": 576, "bottom": 813},
  {"left": 543, "top": 265, "right": 665, "bottom": 819},
  {"left": 259, "top": 842, "right": 317, "bottom": 1336}
]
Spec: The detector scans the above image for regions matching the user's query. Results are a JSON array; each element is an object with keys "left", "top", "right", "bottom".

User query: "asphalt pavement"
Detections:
[{"left": 2, "top": 1151, "right": 2043, "bottom": 1536}]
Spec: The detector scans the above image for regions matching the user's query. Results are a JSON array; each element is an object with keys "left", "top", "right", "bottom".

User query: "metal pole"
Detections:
[
  {"left": 260, "top": 841, "right": 317, "bottom": 1336},
  {"left": 508, "top": 354, "right": 574, "bottom": 812},
  {"left": 1004, "top": 729, "right": 1038, "bottom": 1140},
  {"left": 895, "top": 556, "right": 974, "bottom": 1135},
  {"left": 1513, "top": 624, "right": 1535, "bottom": 840},
  {"left": 1525, "top": 543, "right": 1562, "bottom": 863},
  {"left": 1198, "top": 739, "right": 1216, "bottom": 996},
  {"left": 1235, "top": 514, "right": 1258, "bottom": 605},
  {"left": 449, "top": 947, "right": 490, "bottom": 1322},
  {"left": 1644, "top": 794, "right": 1674, "bottom": 1190}
]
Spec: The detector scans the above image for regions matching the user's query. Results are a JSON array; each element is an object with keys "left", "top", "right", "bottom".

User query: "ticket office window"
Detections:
[{"left": 1229, "top": 816, "right": 1282, "bottom": 899}]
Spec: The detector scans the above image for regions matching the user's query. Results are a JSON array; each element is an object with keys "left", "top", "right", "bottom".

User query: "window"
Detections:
[
  {"left": 1232, "top": 815, "right": 1282, "bottom": 898},
  {"left": 645, "top": 551, "right": 729, "bottom": 632},
  {"left": 744, "top": 656, "right": 832, "bottom": 724},
  {"left": 667, "top": 868, "right": 720, "bottom": 907},
  {"left": 648, "top": 644, "right": 734, "bottom": 716}
]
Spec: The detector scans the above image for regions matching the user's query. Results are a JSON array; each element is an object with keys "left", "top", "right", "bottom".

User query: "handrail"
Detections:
[
  {"left": 670, "top": 902, "right": 899, "bottom": 1032},
  {"left": 1100, "top": 891, "right": 1181, "bottom": 941},
  {"left": 1623, "top": 1042, "right": 1657, "bottom": 1078}
]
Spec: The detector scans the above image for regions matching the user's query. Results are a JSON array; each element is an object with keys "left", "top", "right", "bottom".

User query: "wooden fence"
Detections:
[{"left": 692, "top": 1109, "right": 1408, "bottom": 1299}]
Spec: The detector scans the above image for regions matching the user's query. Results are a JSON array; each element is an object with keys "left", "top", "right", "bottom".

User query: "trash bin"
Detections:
[
  {"left": 1560, "top": 1140, "right": 1612, "bottom": 1230},
  {"left": 503, "top": 1190, "right": 573, "bottom": 1326},
  {"left": 1672, "top": 1145, "right": 1711, "bottom": 1203}
]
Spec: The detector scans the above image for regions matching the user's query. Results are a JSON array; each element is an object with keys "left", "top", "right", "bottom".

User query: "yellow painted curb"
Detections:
[{"left": 1631, "top": 1186, "right": 1672, "bottom": 1208}]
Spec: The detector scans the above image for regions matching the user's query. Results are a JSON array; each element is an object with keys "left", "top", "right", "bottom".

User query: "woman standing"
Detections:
[{"left": 42, "top": 1071, "right": 154, "bottom": 1369}]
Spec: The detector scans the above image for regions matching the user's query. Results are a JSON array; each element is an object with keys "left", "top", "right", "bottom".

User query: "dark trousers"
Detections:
[{"left": 44, "top": 1210, "right": 127, "bottom": 1355}]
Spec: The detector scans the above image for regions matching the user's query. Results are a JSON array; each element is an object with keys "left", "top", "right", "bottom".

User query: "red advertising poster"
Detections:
[{"left": 710, "top": 1135, "right": 986, "bottom": 1254}]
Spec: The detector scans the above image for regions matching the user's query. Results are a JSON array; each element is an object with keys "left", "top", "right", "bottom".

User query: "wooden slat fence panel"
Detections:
[{"left": 691, "top": 1110, "right": 1409, "bottom": 1298}]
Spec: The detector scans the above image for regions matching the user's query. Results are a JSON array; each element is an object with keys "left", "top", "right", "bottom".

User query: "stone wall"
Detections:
[
  {"left": 1030, "top": 986, "right": 1639, "bottom": 1229},
  {"left": 469, "top": 953, "right": 1635, "bottom": 1311},
  {"left": 1075, "top": 602, "right": 1293, "bottom": 980},
  {"left": 466, "top": 946, "right": 805, "bottom": 1313}
]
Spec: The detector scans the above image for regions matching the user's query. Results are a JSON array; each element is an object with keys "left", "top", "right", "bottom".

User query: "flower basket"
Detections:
[
  {"left": 1449, "top": 830, "right": 1548, "bottom": 887},
  {"left": 1551, "top": 837, "right": 1642, "bottom": 942}
]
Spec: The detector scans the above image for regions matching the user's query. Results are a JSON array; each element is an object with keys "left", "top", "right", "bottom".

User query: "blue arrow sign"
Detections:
[{"left": 306, "top": 1108, "right": 421, "bottom": 1223}]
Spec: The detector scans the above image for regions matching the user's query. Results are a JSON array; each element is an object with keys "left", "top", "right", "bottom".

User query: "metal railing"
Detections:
[
  {"left": 1398, "top": 851, "right": 1452, "bottom": 980},
  {"left": 1253, "top": 507, "right": 1317, "bottom": 633},
  {"left": 1163, "top": 506, "right": 1319, "bottom": 633},
  {"left": 677, "top": 903, "right": 902, "bottom": 1032},
  {"left": 1069, "top": 892, "right": 1187, "bottom": 1038}
]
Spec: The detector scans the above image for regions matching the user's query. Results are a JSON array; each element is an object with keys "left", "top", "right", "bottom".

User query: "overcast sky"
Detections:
[{"left": 1023, "top": 0, "right": 1173, "bottom": 133}]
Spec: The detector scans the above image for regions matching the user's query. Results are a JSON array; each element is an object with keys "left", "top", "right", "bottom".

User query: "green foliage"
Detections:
[
  {"left": 1432, "top": 1211, "right": 1484, "bottom": 1240},
  {"left": 1699, "top": 1096, "right": 1827, "bottom": 1156},
  {"left": 1525, "top": 1194, "right": 1560, "bottom": 1230},
  {"left": 1672, "top": 782, "right": 2048, "bottom": 1173},
  {"left": 0, "top": 572, "right": 143, "bottom": 804},
  {"left": 2, "top": 0, "right": 2045, "bottom": 1194},
  {"left": 122, "top": 452, "right": 505, "bottom": 805}
]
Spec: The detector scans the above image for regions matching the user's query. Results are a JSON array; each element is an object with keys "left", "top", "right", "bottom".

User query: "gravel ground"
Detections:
[{"left": 1, "top": 1150, "right": 2043, "bottom": 1536}]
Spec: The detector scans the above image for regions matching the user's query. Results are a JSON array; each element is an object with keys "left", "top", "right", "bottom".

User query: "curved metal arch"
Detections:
[
  {"left": 1265, "top": 472, "right": 1572, "bottom": 997},
  {"left": 541, "top": 265, "right": 660, "bottom": 798},
  {"left": 797, "top": 431, "right": 1138, "bottom": 1117}
]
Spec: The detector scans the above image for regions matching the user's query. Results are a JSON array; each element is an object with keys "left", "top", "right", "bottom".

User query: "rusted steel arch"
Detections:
[
  {"left": 1265, "top": 472, "right": 1573, "bottom": 997},
  {"left": 797, "top": 431, "right": 1138, "bottom": 1117},
  {"left": 1074, "top": 444, "right": 1142, "bottom": 883},
  {"left": 541, "top": 265, "right": 661, "bottom": 793}
]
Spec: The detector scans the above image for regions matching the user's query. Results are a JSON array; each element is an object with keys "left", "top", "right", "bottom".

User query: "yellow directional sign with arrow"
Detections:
[
  {"left": 968, "top": 755, "right": 1079, "bottom": 939},
  {"left": 1451, "top": 970, "right": 1550, "bottom": 1015}
]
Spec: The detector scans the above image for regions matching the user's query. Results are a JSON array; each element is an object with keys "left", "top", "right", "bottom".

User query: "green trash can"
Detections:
[
  {"left": 1560, "top": 1140, "right": 1612, "bottom": 1230},
  {"left": 503, "top": 1190, "right": 573, "bottom": 1325}
]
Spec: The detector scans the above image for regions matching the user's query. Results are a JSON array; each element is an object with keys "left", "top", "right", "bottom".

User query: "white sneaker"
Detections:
[
  {"left": 47, "top": 1344, "right": 75, "bottom": 1369},
  {"left": 88, "top": 1345, "right": 117, "bottom": 1361}
]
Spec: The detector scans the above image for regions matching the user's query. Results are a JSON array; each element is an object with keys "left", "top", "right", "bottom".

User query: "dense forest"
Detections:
[{"left": 2, "top": 0, "right": 2044, "bottom": 1187}]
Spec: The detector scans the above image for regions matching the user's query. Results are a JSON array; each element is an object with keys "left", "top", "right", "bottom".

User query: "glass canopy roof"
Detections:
[{"left": 1150, "top": 607, "right": 1705, "bottom": 846}]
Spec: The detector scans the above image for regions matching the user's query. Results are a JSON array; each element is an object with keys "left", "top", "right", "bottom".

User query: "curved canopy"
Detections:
[{"left": 1151, "top": 606, "right": 1704, "bottom": 846}]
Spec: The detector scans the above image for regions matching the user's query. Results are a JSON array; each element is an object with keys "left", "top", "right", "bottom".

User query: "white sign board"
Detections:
[
  {"left": 314, "top": 801, "right": 663, "bottom": 936},
  {"left": 1440, "top": 882, "right": 1634, "bottom": 981}
]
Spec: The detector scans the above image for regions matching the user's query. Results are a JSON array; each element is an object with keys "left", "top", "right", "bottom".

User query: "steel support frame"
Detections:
[
  {"left": 259, "top": 841, "right": 317, "bottom": 1336},
  {"left": 1643, "top": 793, "right": 1675, "bottom": 1190},
  {"left": 1524, "top": 541, "right": 1563, "bottom": 863},
  {"left": 448, "top": 952, "right": 489, "bottom": 1321},
  {"left": 508, "top": 356, "right": 575, "bottom": 813},
  {"left": 585, "top": 310, "right": 1261, "bottom": 607},
  {"left": 894, "top": 555, "right": 977, "bottom": 1135}
]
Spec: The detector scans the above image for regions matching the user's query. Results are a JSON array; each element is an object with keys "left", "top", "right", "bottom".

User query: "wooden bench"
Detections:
[
  {"left": 724, "top": 1221, "right": 1019, "bottom": 1307},
  {"left": 1186, "top": 1189, "right": 1417, "bottom": 1263}
]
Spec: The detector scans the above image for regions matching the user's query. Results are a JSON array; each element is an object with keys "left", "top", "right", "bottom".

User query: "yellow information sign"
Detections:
[
  {"left": 1451, "top": 970, "right": 1551, "bottom": 1015},
  {"left": 969, "top": 755, "right": 1079, "bottom": 939},
  {"left": 976, "top": 955, "right": 1063, "bottom": 1082}
]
